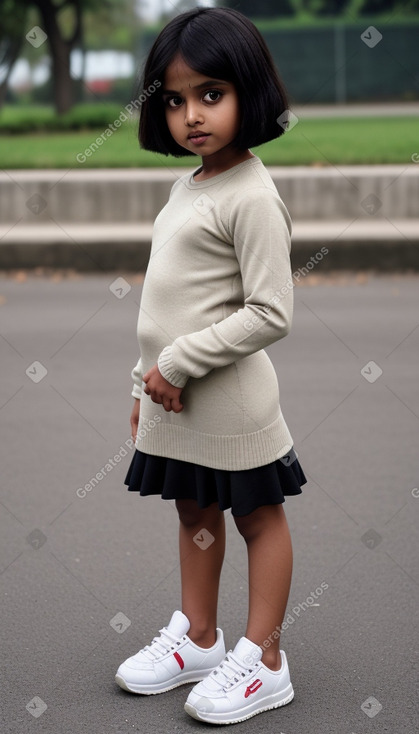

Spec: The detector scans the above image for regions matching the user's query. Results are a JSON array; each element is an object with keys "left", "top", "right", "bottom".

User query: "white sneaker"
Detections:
[
  {"left": 184, "top": 636, "right": 294, "bottom": 724},
  {"left": 115, "top": 610, "right": 226, "bottom": 695}
]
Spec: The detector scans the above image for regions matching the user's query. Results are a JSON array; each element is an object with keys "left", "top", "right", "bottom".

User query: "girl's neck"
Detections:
[{"left": 194, "top": 148, "right": 255, "bottom": 182}]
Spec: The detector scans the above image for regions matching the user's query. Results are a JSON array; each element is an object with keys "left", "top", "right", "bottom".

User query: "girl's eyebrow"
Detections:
[{"left": 162, "top": 80, "right": 229, "bottom": 94}]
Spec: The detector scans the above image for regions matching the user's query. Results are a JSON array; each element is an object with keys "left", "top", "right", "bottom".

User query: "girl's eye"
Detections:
[
  {"left": 166, "top": 96, "right": 183, "bottom": 108},
  {"left": 164, "top": 90, "right": 222, "bottom": 107},
  {"left": 203, "top": 90, "right": 222, "bottom": 103}
]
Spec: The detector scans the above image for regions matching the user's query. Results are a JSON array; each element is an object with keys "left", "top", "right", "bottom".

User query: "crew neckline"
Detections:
[{"left": 187, "top": 155, "right": 261, "bottom": 188}]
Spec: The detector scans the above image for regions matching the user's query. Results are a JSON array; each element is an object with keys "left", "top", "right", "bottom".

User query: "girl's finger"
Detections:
[{"left": 162, "top": 397, "right": 172, "bottom": 412}]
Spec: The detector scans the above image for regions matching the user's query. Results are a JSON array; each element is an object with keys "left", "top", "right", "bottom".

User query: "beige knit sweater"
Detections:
[{"left": 131, "top": 155, "right": 295, "bottom": 470}]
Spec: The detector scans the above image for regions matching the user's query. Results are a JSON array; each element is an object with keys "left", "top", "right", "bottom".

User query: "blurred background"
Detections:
[
  {"left": 0, "top": 0, "right": 418, "bottom": 162},
  {"left": 0, "top": 0, "right": 418, "bottom": 271},
  {"left": 2, "top": 0, "right": 419, "bottom": 114}
]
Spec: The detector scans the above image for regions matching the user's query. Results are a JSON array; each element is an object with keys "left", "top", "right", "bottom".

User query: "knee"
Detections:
[
  {"left": 234, "top": 513, "right": 259, "bottom": 542},
  {"left": 234, "top": 505, "right": 282, "bottom": 542},
  {"left": 176, "top": 499, "right": 219, "bottom": 529}
]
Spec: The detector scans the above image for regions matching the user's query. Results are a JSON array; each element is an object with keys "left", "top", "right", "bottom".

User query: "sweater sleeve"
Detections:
[
  {"left": 131, "top": 356, "right": 144, "bottom": 399},
  {"left": 157, "top": 188, "right": 293, "bottom": 389}
]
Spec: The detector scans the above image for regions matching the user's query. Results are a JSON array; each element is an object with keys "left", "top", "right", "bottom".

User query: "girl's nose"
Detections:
[{"left": 184, "top": 102, "right": 203, "bottom": 126}]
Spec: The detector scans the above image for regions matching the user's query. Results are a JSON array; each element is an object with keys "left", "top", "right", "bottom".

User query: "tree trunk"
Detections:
[
  {"left": 51, "top": 39, "right": 73, "bottom": 114},
  {"left": 34, "top": 0, "right": 82, "bottom": 115}
]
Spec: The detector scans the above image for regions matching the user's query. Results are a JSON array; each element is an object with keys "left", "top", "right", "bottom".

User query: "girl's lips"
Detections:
[{"left": 188, "top": 133, "right": 211, "bottom": 145}]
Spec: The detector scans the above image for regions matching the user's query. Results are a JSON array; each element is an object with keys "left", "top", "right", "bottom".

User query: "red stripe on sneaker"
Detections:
[
  {"left": 173, "top": 652, "right": 184, "bottom": 670},
  {"left": 244, "top": 679, "right": 263, "bottom": 698}
]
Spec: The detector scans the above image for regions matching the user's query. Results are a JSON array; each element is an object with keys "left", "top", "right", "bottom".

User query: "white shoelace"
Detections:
[
  {"left": 210, "top": 651, "right": 257, "bottom": 691},
  {"left": 139, "top": 627, "right": 182, "bottom": 661}
]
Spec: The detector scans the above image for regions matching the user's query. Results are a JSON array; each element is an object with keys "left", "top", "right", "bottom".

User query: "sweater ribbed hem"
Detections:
[
  {"left": 158, "top": 346, "right": 190, "bottom": 388},
  {"left": 134, "top": 414, "right": 293, "bottom": 471},
  {"left": 132, "top": 384, "right": 143, "bottom": 399}
]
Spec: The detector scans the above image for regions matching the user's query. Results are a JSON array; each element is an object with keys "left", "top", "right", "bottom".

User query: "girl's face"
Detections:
[{"left": 162, "top": 55, "right": 242, "bottom": 163}]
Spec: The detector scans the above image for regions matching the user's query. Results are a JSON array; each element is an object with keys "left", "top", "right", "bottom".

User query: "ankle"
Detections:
[
  {"left": 261, "top": 650, "right": 282, "bottom": 671},
  {"left": 188, "top": 629, "right": 217, "bottom": 649}
]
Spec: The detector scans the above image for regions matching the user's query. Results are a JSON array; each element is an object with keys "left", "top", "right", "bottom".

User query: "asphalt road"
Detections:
[{"left": 1, "top": 270, "right": 418, "bottom": 734}]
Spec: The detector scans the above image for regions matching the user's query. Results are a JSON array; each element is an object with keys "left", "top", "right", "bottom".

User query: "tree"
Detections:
[
  {"left": 221, "top": 0, "right": 419, "bottom": 16},
  {"left": 0, "top": 0, "right": 131, "bottom": 114},
  {"left": 0, "top": 0, "right": 28, "bottom": 107},
  {"left": 220, "top": 0, "right": 295, "bottom": 17},
  {"left": 34, "top": 0, "right": 83, "bottom": 114}
]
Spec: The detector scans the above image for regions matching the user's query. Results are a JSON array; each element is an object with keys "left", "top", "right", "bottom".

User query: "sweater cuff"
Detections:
[
  {"left": 131, "top": 383, "right": 143, "bottom": 400},
  {"left": 131, "top": 357, "right": 144, "bottom": 400},
  {"left": 158, "top": 346, "right": 190, "bottom": 388}
]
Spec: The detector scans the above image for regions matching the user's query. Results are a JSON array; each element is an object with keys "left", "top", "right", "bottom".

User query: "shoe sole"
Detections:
[
  {"left": 184, "top": 684, "right": 294, "bottom": 724},
  {"left": 115, "top": 667, "right": 221, "bottom": 696}
]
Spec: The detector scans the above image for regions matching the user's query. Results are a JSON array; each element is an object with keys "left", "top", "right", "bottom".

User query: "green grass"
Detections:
[{"left": 1, "top": 116, "right": 417, "bottom": 168}]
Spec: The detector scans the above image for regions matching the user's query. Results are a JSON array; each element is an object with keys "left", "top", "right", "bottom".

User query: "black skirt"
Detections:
[{"left": 124, "top": 446, "right": 307, "bottom": 517}]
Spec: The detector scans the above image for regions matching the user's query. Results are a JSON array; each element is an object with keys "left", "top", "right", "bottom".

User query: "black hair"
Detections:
[{"left": 136, "top": 7, "right": 289, "bottom": 157}]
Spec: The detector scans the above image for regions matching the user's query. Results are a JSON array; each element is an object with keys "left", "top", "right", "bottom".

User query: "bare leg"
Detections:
[
  {"left": 234, "top": 503, "right": 293, "bottom": 671},
  {"left": 176, "top": 499, "right": 225, "bottom": 649}
]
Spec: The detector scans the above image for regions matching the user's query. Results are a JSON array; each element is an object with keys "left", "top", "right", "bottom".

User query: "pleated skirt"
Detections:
[{"left": 124, "top": 445, "right": 307, "bottom": 517}]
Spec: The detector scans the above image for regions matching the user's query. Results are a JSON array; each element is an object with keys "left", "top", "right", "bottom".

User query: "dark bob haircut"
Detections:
[{"left": 136, "top": 7, "right": 289, "bottom": 157}]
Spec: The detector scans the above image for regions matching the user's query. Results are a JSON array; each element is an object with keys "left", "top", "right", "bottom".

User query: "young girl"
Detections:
[{"left": 115, "top": 7, "right": 307, "bottom": 725}]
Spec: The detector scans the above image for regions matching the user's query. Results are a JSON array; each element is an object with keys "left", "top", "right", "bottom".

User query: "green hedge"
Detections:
[{"left": 0, "top": 103, "right": 135, "bottom": 134}]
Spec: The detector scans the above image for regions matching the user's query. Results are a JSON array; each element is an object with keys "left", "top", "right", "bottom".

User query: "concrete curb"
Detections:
[
  {"left": 1, "top": 165, "right": 418, "bottom": 270},
  {"left": 1, "top": 220, "right": 418, "bottom": 271}
]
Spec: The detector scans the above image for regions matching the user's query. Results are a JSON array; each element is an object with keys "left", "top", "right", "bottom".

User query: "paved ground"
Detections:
[{"left": 1, "top": 270, "right": 418, "bottom": 734}]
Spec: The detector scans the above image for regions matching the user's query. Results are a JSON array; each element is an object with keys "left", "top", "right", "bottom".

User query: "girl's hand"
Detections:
[
  {"left": 130, "top": 398, "right": 140, "bottom": 442},
  {"left": 143, "top": 364, "right": 184, "bottom": 413}
]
